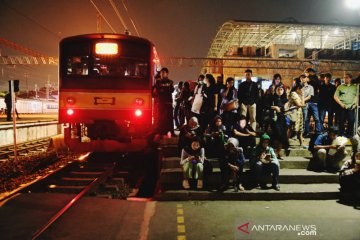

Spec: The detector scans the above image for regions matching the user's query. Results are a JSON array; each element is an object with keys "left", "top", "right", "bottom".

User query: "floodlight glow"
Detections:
[{"left": 345, "top": 0, "right": 360, "bottom": 9}]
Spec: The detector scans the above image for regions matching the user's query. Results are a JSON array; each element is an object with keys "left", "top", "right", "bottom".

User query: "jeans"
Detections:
[
  {"left": 338, "top": 108, "right": 356, "bottom": 137},
  {"left": 183, "top": 161, "right": 203, "bottom": 179},
  {"left": 251, "top": 160, "right": 280, "bottom": 186},
  {"left": 303, "top": 102, "right": 322, "bottom": 135},
  {"left": 318, "top": 105, "right": 334, "bottom": 128}
]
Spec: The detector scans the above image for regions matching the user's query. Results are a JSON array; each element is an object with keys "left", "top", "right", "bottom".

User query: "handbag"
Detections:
[
  {"left": 224, "top": 99, "right": 239, "bottom": 112},
  {"left": 285, "top": 107, "right": 298, "bottom": 123}
]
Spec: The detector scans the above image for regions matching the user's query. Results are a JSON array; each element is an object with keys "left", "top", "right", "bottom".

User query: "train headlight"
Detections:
[
  {"left": 66, "top": 97, "right": 76, "bottom": 105},
  {"left": 135, "top": 98, "right": 144, "bottom": 105},
  {"left": 67, "top": 109, "right": 74, "bottom": 116},
  {"left": 135, "top": 109, "right": 142, "bottom": 117}
]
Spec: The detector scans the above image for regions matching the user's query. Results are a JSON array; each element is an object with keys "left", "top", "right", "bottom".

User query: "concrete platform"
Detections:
[
  {"left": 156, "top": 183, "right": 340, "bottom": 201},
  {"left": 0, "top": 114, "right": 61, "bottom": 147}
]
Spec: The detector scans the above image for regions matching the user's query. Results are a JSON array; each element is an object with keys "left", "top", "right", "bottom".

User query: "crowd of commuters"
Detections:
[{"left": 152, "top": 67, "right": 360, "bottom": 192}]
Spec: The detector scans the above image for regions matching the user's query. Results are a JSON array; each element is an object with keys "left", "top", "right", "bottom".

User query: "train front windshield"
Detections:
[{"left": 60, "top": 39, "right": 151, "bottom": 90}]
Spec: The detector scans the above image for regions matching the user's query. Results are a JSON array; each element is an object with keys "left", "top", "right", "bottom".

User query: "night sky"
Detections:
[{"left": 0, "top": 0, "right": 359, "bottom": 91}]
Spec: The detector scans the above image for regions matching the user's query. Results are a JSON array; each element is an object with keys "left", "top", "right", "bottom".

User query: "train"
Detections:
[
  {"left": 0, "top": 98, "right": 58, "bottom": 114},
  {"left": 58, "top": 33, "right": 160, "bottom": 152}
]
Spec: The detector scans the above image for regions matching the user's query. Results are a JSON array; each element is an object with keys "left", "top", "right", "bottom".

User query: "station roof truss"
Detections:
[{"left": 207, "top": 20, "right": 360, "bottom": 58}]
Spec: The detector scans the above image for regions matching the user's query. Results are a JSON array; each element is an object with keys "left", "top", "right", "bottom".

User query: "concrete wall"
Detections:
[{"left": 0, "top": 122, "right": 62, "bottom": 147}]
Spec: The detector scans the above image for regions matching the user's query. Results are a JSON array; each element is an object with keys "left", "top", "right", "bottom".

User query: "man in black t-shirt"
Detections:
[
  {"left": 152, "top": 67, "right": 175, "bottom": 136},
  {"left": 238, "top": 69, "right": 259, "bottom": 130}
]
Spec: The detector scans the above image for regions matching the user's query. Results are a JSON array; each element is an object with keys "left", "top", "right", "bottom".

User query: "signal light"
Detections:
[
  {"left": 67, "top": 109, "right": 74, "bottom": 116},
  {"left": 135, "top": 109, "right": 142, "bottom": 117}
]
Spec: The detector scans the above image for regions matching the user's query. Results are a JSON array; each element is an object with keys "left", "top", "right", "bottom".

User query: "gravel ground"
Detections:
[{"left": 0, "top": 151, "right": 79, "bottom": 194}]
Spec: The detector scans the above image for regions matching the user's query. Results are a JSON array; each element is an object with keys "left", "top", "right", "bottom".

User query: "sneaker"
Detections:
[
  {"left": 273, "top": 184, "right": 280, "bottom": 191},
  {"left": 182, "top": 179, "right": 190, "bottom": 189},
  {"left": 197, "top": 179, "right": 203, "bottom": 189},
  {"left": 234, "top": 184, "right": 245, "bottom": 192}
]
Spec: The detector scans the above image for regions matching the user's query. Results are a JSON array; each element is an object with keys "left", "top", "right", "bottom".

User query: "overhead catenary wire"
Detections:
[
  {"left": 108, "top": 0, "right": 129, "bottom": 33},
  {"left": 2, "top": 1, "right": 61, "bottom": 40},
  {"left": 90, "top": 0, "right": 117, "bottom": 33},
  {"left": 120, "top": 0, "right": 140, "bottom": 36}
]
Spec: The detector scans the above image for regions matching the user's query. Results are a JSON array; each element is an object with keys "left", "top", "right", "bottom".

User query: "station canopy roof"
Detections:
[{"left": 207, "top": 20, "right": 360, "bottom": 58}]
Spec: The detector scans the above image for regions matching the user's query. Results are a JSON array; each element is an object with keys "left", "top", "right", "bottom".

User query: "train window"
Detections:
[
  {"left": 66, "top": 56, "right": 89, "bottom": 75},
  {"left": 92, "top": 57, "right": 148, "bottom": 78}
]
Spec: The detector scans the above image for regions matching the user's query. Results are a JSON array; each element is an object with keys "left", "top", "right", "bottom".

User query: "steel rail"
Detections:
[{"left": 31, "top": 167, "right": 112, "bottom": 240}]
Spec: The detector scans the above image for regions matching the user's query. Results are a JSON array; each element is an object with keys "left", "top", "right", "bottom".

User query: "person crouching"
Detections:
[
  {"left": 250, "top": 134, "right": 280, "bottom": 191},
  {"left": 219, "top": 137, "right": 245, "bottom": 192},
  {"left": 180, "top": 137, "right": 205, "bottom": 189}
]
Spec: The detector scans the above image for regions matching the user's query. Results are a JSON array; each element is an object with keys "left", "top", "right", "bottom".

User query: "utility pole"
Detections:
[
  {"left": 9, "top": 80, "right": 18, "bottom": 163},
  {"left": 24, "top": 72, "right": 29, "bottom": 98},
  {"left": 97, "top": 13, "right": 102, "bottom": 33},
  {"left": 46, "top": 75, "right": 51, "bottom": 101}
]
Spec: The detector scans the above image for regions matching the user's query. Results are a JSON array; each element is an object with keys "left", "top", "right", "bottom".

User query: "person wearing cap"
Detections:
[
  {"left": 180, "top": 137, "right": 205, "bottom": 189},
  {"left": 250, "top": 134, "right": 280, "bottom": 191},
  {"left": 311, "top": 126, "right": 347, "bottom": 171},
  {"left": 218, "top": 137, "right": 245, "bottom": 192},
  {"left": 152, "top": 67, "right": 175, "bottom": 137}
]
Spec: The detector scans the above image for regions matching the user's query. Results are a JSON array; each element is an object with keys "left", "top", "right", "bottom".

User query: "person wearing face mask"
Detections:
[{"left": 191, "top": 74, "right": 206, "bottom": 122}]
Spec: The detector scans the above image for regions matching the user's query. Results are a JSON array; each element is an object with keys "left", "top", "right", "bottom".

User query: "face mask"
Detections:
[{"left": 198, "top": 81, "right": 203, "bottom": 84}]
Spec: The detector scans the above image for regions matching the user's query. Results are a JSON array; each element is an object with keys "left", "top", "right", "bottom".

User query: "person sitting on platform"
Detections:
[
  {"left": 233, "top": 115, "right": 256, "bottom": 159},
  {"left": 310, "top": 126, "right": 347, "bottom": 172},
  {"left": 178, "top": 116, "right": 203, "bottom": 150},
  {"left": 204, "top": 115, "right": 227, "bottom": 158},
  {"left": 218, "top": 137, "right": 245, "bottom": 192},
  {"left": 250, "top": 134, "right": 280, "bottom": 191},
  {"left": 180, "top": 137, "right": 205, "bottom": 189},
  {"left": 339, "top": 152, "right": 360, "bottom": 193}
]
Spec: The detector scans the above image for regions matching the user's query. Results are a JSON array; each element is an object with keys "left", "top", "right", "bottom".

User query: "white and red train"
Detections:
[{"left": 58, "top": 33, "right": 160, "bottom": 152}]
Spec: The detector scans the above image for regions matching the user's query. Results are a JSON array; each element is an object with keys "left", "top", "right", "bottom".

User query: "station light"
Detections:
[
  {"left": 95, "top": 43, "right": 118, "bottom": 55},
  {"left": 67, "top": 109, "right": 74, "bottom": 116},
  {"left": 345, "top": 0, "right": 360, "bottom": 9},
  {"left": 135, "top": 109, "right": 142, "bottom": 117}
]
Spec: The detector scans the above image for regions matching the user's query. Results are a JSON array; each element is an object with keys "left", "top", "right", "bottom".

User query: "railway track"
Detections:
[
  {"left": 1, "top": 151, "right": 159, "bottom": 239},
  {"left": 0, "top": 138, "right": 50, "bottom": 161}
]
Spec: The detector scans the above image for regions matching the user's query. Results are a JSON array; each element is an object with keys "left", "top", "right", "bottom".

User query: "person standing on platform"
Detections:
[
  {"left": 4, "top": 93, "right": 12, "bottom": 121},
  {"left": 152, "top": 67, "right": 175, "bottom": 137},
  {"left": 301, "top": 74, "right": 322, "bottom": 137},
  {"left": 238, "top": 69, "right": 259, "bottom": 131},
  {"left": 174, "top": 81, "right": 184, "bottom": 130},
  {"left": 318, "top": 73, "right": 336, "bottom": 129},
  {"left": 334, "top": 73, "right": 358, "bottom": 138}
]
